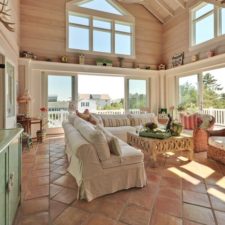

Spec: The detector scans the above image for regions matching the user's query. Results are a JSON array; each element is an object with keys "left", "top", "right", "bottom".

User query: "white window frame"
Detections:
[
  {"left": 190, "top": 2, "right": 225, "bottom": 50},
  {"left": 125, "top": 77, "right": 150, "bottom": 113},
  {"left": 66, "top": 0, "right": 135, "bottom": 58}
]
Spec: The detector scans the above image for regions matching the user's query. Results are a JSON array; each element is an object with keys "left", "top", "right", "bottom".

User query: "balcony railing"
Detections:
[
  {"left": 48, "top": 108, "right": 225, "bottom": 128},
  {"left": 202, "top": 108, "right": 225, "bottom": 126},
  {"left": 48, "top": 109, "right": 141, "bottom": 128}
]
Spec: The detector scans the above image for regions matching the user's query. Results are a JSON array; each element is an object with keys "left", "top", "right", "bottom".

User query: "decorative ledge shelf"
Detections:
[{"left": 18, "top": 58, "right": 159, "bottom": 78}]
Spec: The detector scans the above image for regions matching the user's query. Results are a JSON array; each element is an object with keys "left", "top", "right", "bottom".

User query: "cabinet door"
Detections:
[
  {"left": 0, "top": 150, "right": 7, "bottom": 225},
  {"left": 8, "top": 138, "right": 20, "bottom": 225}
]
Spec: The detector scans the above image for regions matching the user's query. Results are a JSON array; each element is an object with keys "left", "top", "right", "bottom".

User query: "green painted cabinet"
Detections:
[{"left": 0, "top": 129, "right": 23, "bottom": 225}]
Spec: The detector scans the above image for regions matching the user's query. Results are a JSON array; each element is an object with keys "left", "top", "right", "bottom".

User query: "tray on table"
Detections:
[{"left": 139, "top": 130, "right": 172, "bottom": 139}]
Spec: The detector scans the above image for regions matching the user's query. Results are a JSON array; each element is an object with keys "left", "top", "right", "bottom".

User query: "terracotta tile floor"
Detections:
[{"left": 14, "top": 136, "right": 225, "bottom": 225}]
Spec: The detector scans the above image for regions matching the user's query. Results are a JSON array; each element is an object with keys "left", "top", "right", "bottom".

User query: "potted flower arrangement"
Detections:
[{"left": 36, "top": 106, "right": 48, "bottom": 142}]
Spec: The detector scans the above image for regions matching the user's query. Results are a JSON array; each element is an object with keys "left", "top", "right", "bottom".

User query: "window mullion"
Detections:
[
  {"left": 217, "top": 7, "right": 222, "bottom": 36},
  {"left": 112, "top": 21, "right": 115, "bottom": 54},
  {"left": 214, "top": 6, "right": 217, "bottom": 38},
  {"left": 90, "top": 16, "right": 93, "bottom": 51}
]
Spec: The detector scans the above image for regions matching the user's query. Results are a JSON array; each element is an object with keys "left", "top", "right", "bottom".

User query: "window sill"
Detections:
[
  {"left": 66, "top": 48, "right": 136, "bottom": 60},
  {"left": 189, "top": 34, "right": 225, "bottom": 52}
]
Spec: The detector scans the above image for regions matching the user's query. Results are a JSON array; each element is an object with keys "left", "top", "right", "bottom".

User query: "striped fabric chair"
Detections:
[{"left": 180, "top": 113, "right": 215, "bottom": 152}]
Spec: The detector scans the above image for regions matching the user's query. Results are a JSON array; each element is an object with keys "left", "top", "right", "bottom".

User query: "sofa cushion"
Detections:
[
  {"left": 128, "top": 113, "right": 158, "bottom": 126},
  {"left": 101, "top": 144, "right": 143, "bottom": 169},
  {"left": 68, "top": 114, "right": 77, "bottom": 124},
  {"left": 208, "top": 136, "right": 225, "bottom": 151},
  {"left": 100, "top": 114, "right": 131, "bottom": 127},
  {"left": 105, "top": 126, "right": 136, "bottom": 142},
  {"left": 75, "top": 117, "right": 110, "bottom": 161},
  {"left": 109, "top": 137, "right": 122, "bottom": 156},
  {"left": 91, "top": 114, "right": 104, "bottom": 126}
]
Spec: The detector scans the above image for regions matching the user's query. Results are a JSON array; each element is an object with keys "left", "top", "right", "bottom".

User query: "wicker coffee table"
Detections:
[{"left": 127, "top": 132, "right": 193, "bottom": 167}]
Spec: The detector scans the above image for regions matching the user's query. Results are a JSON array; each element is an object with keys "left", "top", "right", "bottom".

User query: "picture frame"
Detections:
[
  {"left": 6, "top": 62, "right": 15, "bottom": 117},
  {"left": 172, "top": 52, "right": 184, "bottom": 67}
]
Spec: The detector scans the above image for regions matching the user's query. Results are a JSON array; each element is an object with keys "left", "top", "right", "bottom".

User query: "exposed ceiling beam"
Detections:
[
  {"left": 141, "top": 1, "right": 165, "bottom": 23},
  {"left": 174, "top": 0, "right": 186, "bottom": 9},
  {"left": 203, "top": 0, "right": 225, "bottom": 7},
  {"left": 155, "top": 0, "right": 175, "bottom": 17}
]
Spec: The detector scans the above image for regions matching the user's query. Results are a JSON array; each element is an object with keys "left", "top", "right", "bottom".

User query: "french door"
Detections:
[
  {"left": 177, "top": 70, "right": 225, "bottom": 126},
  {"left": 47, "top": 75, "right": 75, "bottom": 134}
]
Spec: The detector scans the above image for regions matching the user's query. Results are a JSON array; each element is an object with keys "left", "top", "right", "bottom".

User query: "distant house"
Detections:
[
  {"left": 78, "top": 99, "right": 97, "bottom": 112},
  {"left": 78, "top": 94, "right": 111, "bottom": 111}
]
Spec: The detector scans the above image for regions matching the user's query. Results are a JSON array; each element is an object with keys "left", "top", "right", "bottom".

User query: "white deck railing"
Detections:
[
  {"left": 202, "top": 108, "right": 225, "bottom": 126},
  {"left": 48, "top": 109, "right": 141, "bottom": 128},
  {"left": 48, "top": 108, "right": 225, "bottom": 128}
]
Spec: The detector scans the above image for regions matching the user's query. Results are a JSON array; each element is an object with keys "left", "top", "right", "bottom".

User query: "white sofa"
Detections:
[
  {"left": 63, "top": 114, "right": 148, "bottom": 201},
  {"left": 92, "top": 113, "right": 158, "bottom": 142}
]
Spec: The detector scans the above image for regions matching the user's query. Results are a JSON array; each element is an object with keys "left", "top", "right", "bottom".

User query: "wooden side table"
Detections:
[{"left": 17, "top": 116, "right": 31, "bottom": 134}]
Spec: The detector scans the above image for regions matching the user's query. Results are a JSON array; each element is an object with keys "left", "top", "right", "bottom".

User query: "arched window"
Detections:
[{"left": 66, "top": 0, "right": 135, "bottom": 57}]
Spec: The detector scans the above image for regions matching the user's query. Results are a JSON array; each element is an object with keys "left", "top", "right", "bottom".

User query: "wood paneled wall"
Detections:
[
  {"left": 162, "top": 0, "right": 225, "bottom": 69},
  {"left": 20, "top": 0, "right": 162, "bottom": 69}
]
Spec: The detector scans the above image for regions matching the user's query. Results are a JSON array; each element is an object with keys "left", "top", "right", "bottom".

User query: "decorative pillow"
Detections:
[
  {"left": 77, "top": 122, "right": 110, "bottom": 161},
  {"left": 100, "top": 115, "right": 130, "bottom": 127},
  {"left": 96, "top": 124, "right": 113, "bottom": 142},
  {"left": 90, "top": 114, "right": 104, "bottom": 126},
  {"left": 199, "top": 114, "right": 213, "bottom": 129},
  {"left": 76, "top": 109, "right": 97, "bottom": 125},
  {"left": 96, "top": 125, "right": 121, "bottom": 156},
  {"left": 180, "top": 113, "right": 198, "bottom": 130},
  {"left": 109, "top": 137, "right": 122, "bottom": 156},
  {"left": 68, "top": 114, "right": 77, "bottom": 124},
  {"left": 128, "top": 113, "right": 158, "bottom": 126}
]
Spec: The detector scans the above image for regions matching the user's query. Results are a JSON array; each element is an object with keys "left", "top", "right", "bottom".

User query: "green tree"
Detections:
[
  {"left": 203, "top": 73, "right": 224, "bottom": 108},
  {"left": 179, "top": 81, "right": 198, "bottom": 110}
]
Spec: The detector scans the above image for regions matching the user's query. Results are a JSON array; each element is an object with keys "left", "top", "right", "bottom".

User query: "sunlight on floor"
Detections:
[
  {"left": 208, "top": 187, "right": 225, "bottom": 202},
  {"left": 216, "top": 177, "right": 225, "bottom": 189},
  {"left": 181, "top": 161, "right": 215, "bottom": 179},
  {"left": 167, "top": 167, "right": 201, "bottom": 185},
  {"left": 177, "top": 156, "right": 189, "bottom": 162}
]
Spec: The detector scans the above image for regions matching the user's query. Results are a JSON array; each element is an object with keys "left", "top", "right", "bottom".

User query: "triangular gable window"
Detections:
[{"left": 78, "top": 0, "right": 123, "bottom": 15}]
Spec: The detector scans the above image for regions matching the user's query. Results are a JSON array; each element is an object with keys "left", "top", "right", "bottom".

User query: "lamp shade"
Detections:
[{"left": 18, "top": 89, "right": 32, "bottom": 103}]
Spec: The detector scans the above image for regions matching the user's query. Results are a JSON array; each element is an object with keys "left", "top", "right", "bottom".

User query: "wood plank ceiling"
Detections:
[{"left": 117, "top": 0, "right": 225, "bottom": 23}]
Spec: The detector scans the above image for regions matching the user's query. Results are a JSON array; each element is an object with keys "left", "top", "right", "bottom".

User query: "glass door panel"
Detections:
[
  {"left": 202, "top": 68, "right": 225, "bottom": 126},
  {"left": 48, "top": 75, "right": 72, "bottom": 131},
  {"left": 178, "top": 75, "right": 198, "bottom": 112},
  {"left": 78, "top": 75, "right": 124, "bottom": 114},
  {"left": 128, "top": 79, "right": 147, "bottom": 113}
]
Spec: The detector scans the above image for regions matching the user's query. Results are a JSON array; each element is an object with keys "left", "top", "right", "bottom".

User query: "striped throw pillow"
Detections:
[{"left": 180, "top": 114, "right": 198, "bottom": 130}]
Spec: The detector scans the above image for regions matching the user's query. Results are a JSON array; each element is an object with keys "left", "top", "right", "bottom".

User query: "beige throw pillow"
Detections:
[
  {"left": 109, "top": 137, "right": 122, "bottom": 156},
  {"left": 96, "top": 125, "right": 122, "bottom": 156},
  {"left": 77, "top": 122, "right": 110, "bottom": 161}
]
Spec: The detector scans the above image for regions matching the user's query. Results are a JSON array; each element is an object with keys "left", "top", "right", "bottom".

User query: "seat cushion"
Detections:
[
  {"left": 105, "top": 126, "right": 136, "bottom": 142},
  {"left": 208, "top": 136, "right": 225, "bottom": 151},
  {"left": 101, "top": 144, "right": 143, "bottom": 169}
]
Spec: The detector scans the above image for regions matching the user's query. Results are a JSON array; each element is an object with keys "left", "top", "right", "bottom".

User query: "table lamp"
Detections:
[{"left": 18, "top": 89, "right": 32, "bottom": 117}]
